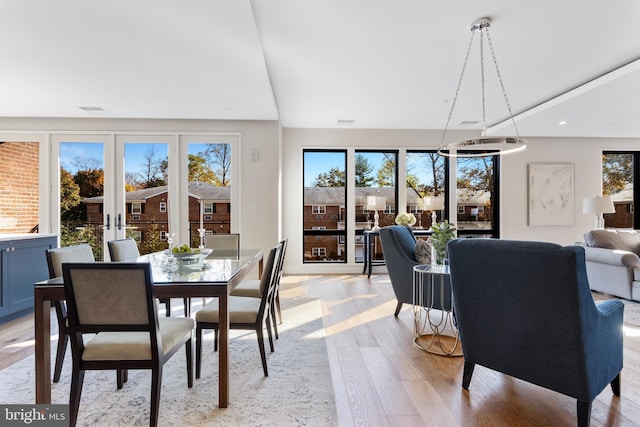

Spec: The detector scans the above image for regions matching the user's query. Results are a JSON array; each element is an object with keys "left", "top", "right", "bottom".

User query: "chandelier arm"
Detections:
[
  {"left": 485, "top": 27, "right": 521, "bottom": 137},
  {"left": 439, "top": 31, "right": 476, "bottom": 148}
]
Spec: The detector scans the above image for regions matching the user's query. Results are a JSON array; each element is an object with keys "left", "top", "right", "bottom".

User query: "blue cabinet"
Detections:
[{"left": 0, "top": 235, "right": 57, "bottom": 322}]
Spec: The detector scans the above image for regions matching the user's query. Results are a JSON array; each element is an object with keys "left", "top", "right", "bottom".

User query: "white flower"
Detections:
[{"left": 395, "top": 212, "right": 417, "bottom": 226}]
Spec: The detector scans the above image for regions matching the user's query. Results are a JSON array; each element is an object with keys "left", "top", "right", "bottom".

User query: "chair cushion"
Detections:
[
  {"left": 195, "top": 296, "right": 261, "bottom": 324},
  {"left": 414, "top": 239, "right": 432, "bottom": 264},
  {"left": 230, "top": 279, "right": 261, "bottom": 298},
  {"left": 585, "top": 229, "right": 640, "bottom": 256},
  {"left": 82, "top": 317, "right": 194, "bottom": 361}
]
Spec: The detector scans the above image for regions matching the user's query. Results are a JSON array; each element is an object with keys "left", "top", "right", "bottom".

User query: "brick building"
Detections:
[{"left": 83, "top": 181, "right": 231, "bottom": 247}]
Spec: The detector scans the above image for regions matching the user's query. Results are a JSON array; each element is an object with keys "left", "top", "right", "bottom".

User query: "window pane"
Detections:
[
  {"left": 59, "top": 142, "right": 105, "bottom": 260},
  {"left": 356, "top": 151, "right": 397, "bottom": 263},
  {"left": 187, "top": 142, "right": 232, "bottom": 247},
  {"left": 124, "top": 142, "right": 169, "bottom": 255},
  {"left": 603, "top": 152, "right": 634, "bottom": 228},
  {"left": 406, "top": 151, "right": 446, "bottom": 229},
  {"left": 456, "top": 154, "right": 498, "bottom": 238},
  {"left": 303, "top": 150, "right": 346, "bottom": 263}
]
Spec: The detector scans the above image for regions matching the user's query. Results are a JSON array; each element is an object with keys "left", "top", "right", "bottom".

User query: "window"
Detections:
[
  {"left": 303, "top": 150, "right": 346, "bottom": 263},
  {"left": 603, "top": 152, "right": 637, "bottom": 228},
  {"left": 312, "top": 205, "right": 326, "bottom": 214},
  {"left": 456, "top": 152, "right": 500, "bottom": 238},
  {"left": 131, "top": 202, "right": 142, "bottom": 214},
  {"left": 408, "top": 205, "right": 423, "bottom": 214},
  {"left": 160, "top": 231, "right": 167, "bottom": 241},
  {"left": 204, "top": 202, "right": 214, "bottom": 214},
  {"left": 312, "top": 247, "right": 326, "bottom": 257},
  {"left": 159, "top": 201, "right": 167, "bottom": 213}
]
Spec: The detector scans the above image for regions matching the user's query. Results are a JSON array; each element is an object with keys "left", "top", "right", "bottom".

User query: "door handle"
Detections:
[
  {"left": 117, "top": 214, "right": 122, "bottom": 231},
  {"left": 105, "top": 214, "right": 111, "bottom": 230}
]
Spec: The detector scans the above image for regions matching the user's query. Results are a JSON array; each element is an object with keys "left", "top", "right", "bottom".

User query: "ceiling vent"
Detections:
[
  {"left": 78, "top": 106, "right": 106, "bottom": 112},
  {"left": 336, "top": 119, "right": 355, "bottom": 126},
  {"left": 457, "top": 120, "right": 481, "bottom": 126}
]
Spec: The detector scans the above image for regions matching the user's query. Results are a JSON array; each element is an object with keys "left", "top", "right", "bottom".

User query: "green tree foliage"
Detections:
[
  {"left": 60, "top": 167, "right": 81, "bottom": 220},
  {"left": 376, "top": 158, "right": 396, "bottom": 187},
  {"left": 137, "top": 220, "right": 164, "bottom": 255},
  {"left": 355, "top": 154, "right": 374, "bottom": 187},
  {"left": 603, "top": 153, "right": 633, "bottom": 196},
  {"left": 313, "top": 167, "right": 345, "bottom": 187}
]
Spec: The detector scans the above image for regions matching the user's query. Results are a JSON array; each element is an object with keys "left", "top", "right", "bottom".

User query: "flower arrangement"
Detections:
[
  {"left": 429, "top": 220, "right": 456, "bottom": 265},
  {"left": 395, "top": 212, "right": 417, "bottom": 227}
]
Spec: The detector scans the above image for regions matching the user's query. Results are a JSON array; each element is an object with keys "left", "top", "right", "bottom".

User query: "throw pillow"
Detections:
[{"left": 414, "top": 239, "right": 432, "bottom": 264}]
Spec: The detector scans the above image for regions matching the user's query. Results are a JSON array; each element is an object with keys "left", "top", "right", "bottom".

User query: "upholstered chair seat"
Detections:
[{"left": 195, "top": 244, "right": 281, "bottom": 378}]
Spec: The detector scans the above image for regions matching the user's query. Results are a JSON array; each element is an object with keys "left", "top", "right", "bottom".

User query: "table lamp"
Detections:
[
  {"left": 424, "top": 196, "right": 445, "bottom": 226},
  {"left": 582, "top": 196, "right": 615, "bottom": 229},
  {"left": 366, "top": 196, "right": 386, "bottom": 231}
]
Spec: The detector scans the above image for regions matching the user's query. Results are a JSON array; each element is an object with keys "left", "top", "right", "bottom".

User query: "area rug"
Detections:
[
  {"left": 0, "top": 298, "right": 337, "bottom": 426},
  {"left": 620, "top": 299, "right": 640, "bottom": 327}
]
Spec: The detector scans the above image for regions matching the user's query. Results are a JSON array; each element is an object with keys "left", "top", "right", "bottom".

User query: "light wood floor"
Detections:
[{"left": 2, "top": 274, "right": 640, "bottom": 426}]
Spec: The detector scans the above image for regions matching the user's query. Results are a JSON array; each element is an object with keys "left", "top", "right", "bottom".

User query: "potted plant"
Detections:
[{"left": 429, "top": 220, "right": 456, "bottom": 265}]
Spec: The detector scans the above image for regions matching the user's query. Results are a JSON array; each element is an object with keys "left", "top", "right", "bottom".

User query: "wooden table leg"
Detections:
[
  {"left": 218, "top": 292, "right": 229, "bottom": 408},
  {"left": 34, "top": 289, "right": 51, "bottom": 403}
]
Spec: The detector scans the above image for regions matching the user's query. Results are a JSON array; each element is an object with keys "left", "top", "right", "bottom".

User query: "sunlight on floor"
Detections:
[{"left": 623, "top": 325, "right": 640, "bottom": 337}]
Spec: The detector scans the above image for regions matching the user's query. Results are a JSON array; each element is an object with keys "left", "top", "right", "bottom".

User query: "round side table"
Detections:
[{"left": 412, "top": 264, "right": 462, "bottom": 356}]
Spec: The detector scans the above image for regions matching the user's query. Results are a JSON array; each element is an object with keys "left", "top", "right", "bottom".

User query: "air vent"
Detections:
[
  {"left": 336, "top": 119, "right": 355, "bottom": 126},
  {"left": 78, "top": 106, "right": 106, "bottom": 112},
  {"left": 457, "top": 120, "right": 481, "bottom": 126}
]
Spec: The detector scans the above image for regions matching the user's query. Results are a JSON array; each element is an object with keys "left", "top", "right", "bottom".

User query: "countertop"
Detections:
[{"left": 0, "top": 233, "right": 58, "bottom": 242}]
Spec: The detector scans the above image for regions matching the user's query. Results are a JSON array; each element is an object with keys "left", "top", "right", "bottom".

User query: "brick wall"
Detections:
[{"left": 0, "top": 142, "right": 39, "bottom": 233}]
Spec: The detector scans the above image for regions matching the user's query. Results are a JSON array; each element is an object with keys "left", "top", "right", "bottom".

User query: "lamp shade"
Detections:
[
  {"left": 366, "top": 196, "right": 386, "bottom": 211},
  {"left": 424, "top": 196, "right": 444, "bottom": 211},
  {"left": 582, "top": 196, "right": 615, "bottom": 214}
]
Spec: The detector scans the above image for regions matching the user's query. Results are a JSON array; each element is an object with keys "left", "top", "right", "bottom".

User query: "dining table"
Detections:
[{"left": 33, "top": 248, "right": 264, "bottom": 409}]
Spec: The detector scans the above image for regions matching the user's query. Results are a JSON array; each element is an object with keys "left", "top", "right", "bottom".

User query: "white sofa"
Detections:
[{"left": 583, "top": 229, "right": 640, "bottom": 301}]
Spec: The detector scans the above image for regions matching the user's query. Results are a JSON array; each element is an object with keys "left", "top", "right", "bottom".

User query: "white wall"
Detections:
[
  {"left": 0, "top": 117, "right": 282, "bottom": 255},
  {"left": 281, "top": 128, "right": 640, "bottom": 274}
]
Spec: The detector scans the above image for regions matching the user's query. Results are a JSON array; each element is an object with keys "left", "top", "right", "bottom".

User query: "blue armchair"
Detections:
[
  {"left": 379, "top": 226, "right": 451, "bottom": 316},
  {"left": 447, "top": 238, "right": 623, "bottom": 427}
]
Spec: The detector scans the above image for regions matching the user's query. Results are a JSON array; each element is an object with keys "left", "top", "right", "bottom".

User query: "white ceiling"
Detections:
[{"left": 2, "top": 0, "right": 640, "bottom": 138}]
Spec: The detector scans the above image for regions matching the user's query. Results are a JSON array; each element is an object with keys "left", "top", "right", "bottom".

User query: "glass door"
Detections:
[
  {"left": 51, "top": 134, "right": 113, "bottom": 260},
  {"left": 115, "top": 135, "right": 175, "bottom": 255}
]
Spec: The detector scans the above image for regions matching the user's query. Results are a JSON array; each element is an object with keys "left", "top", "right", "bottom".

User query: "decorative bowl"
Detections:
[{"left": 167, "top": 248, "right": 213, "bottom": 265}]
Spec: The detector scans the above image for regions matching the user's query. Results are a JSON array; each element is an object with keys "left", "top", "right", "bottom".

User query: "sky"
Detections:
[{"left": 59, "top": 142, "right": 207, "bottom": 175}]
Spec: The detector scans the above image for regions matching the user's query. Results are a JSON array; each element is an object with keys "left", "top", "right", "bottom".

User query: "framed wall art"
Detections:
[{"left": 528, "top": 163, "right": 575, "bottom": 226}]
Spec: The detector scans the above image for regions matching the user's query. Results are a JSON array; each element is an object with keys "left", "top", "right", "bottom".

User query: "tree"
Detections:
[
  {"left": 456, "top": 156, "right": 493, "bottom": 202},
  {"left": 355, "top": 154, "right": 374, "bottom": 187},
  {"left": 60, "top": 167, "right": 81, "bottom": 221},
  {"left": 313, "top": 167, "right": 345, "bottom": 187},
  {"left": 188, "top": 154, "right": 217, "bottom": 184},
  {"left": 140, "top": 146, "right": 166, "bottom": 188},
  {"left": 74, "top": 169, "right": 104, "bottom": 198},
  {"left": 376, "top": 158, "right": 396, "bottom": 187},
  {"left": 603, "top": 153, "right": 633, "bottom": 196},
  {"left": 203, "top": 143, "right": 231, "bottom": 187}
]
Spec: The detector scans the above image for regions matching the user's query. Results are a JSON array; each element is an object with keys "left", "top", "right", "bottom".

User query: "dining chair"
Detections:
[
  {"left": 45, "top": 244, "right": 96, "bottom": 383},
  {"left": 195, "top": 243, "right": 280, "bottom": 378},
  {"left": 62, "top": 262, "right": 194, "bottom": 427},
  {"left": 204, "top": 233, "right": 240, "bottom": 255},
  {"left": 231, "top": 238, "right": 288, "bottom": 338},
  {"left": 107, "top": 238, "right": 187, "bottom": 317}
]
